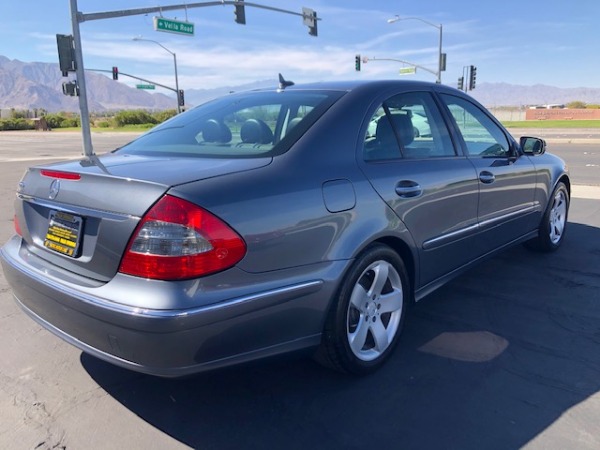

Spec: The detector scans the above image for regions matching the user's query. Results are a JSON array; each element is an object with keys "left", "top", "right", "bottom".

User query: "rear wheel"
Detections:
[
  {"left": 316, "top": 244, "right": 409, "bottom": 375},
  {"left": 526, "top": 181, "right": 569, "bottom": 252}
]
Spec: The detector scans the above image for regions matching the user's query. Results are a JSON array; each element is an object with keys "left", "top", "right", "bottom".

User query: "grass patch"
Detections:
[{"left": 502, "top": 120, "right": 600, "bottom": 128}]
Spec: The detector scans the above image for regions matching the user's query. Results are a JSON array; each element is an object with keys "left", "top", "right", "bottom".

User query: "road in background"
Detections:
[
  {"left": 0, "top": 131, "right": 140, "bottom": 163},
  {"left": 1, "top": 129, "right": 597, "bottom": 186},
  {"left": 0, "top": 131, "right": 599, "bottom": 449},
  {"left": 507, "top": 128, "right": 600, "bottom": 187}
]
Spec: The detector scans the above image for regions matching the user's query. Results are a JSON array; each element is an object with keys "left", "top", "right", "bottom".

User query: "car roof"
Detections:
[{"left": 243, "top": 79, "right": 464, "bottom": 96}]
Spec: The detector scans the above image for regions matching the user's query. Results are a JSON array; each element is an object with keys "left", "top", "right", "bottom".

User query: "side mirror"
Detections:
[{"left": 520, "top": 136, "right": 546, "bottom": 155}]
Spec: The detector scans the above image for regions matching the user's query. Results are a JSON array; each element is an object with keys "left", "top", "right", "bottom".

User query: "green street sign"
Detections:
[
  {"left": 136, "top": 84, "right": 155, "bottom": 90},
  {"left": 399, "top": 67, "right": 417, "bottom": 75},
  {"left": 153, "top": 17, "right": 194, "bottom": 36}
]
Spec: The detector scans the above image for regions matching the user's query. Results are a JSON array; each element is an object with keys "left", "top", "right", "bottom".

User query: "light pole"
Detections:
[
  {"left": 132, "top": 36, "right": 181, "bottom": 113},
  {"left": 387, "top": 15, "right": 443, "bottom": 84}
]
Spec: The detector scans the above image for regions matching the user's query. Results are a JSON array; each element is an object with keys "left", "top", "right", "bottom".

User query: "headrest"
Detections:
[
  {"left": 241, "top": 119, "right": 273, "bottom": 144},
  {"left": 376, "top": 113, "right": 414, "bottom": 147},
  {"left": 202, "top": 119, "right": 232, "bottom": 143}
]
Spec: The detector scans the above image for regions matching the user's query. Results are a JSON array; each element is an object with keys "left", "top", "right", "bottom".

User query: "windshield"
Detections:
[{"left": 116, "top": 90, "right": 343, "bottom": 158}]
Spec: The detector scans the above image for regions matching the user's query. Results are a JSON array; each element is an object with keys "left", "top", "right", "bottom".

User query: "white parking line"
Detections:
[{"left": 572, "top": 185, "right": 600, "bottom": 200}]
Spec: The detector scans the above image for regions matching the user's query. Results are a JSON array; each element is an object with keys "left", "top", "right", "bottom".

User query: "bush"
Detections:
[
  {"left": 96, "top": 120, "right": 111, "bottom": 128},
  {"left": 0, "top": 118, "right": 35, "bottom": 131},
  {"left": 113, "top": 110, "right": 158, "bottom": 127},
  {"left": 152, "top": 109, "right": 178, "bottom": 124},
  {"left": 44, "top": 113, "right": 78, "bottom": 128},
  {"left": 61, "top": 117, "right": 80, "bottom": 128}
]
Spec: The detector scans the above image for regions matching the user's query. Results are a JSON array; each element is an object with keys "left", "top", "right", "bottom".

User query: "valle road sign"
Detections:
[
  {"left": 399, "top": 67, "right": 417, "bottom": 75},
  {"left": 136, "top": 84, "right": 156, "bottom": 90},
  {"left": 153, "top": 17, "right": 195, "bottom": 36}
]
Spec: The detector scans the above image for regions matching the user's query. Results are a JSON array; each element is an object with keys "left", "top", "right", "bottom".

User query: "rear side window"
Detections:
[
  {"left": 364, "top": 91, "right": 456, "bottom": 161},
  {"left": 118, "top": 90, "right": 342, "bottom": 158},
  {"left": 440, "top": 94, "right": 510, "bottom": 157}
]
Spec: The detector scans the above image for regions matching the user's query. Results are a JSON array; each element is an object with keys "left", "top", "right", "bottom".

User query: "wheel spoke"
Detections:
[
  {"left": 349, "top": 318, "right": 370, "bottom": 354},
  {"left": 349, "top": 282, "right": 368, "bottom": 310},
  {"left": 368, "top": 262, "right": 389, "bottom": 297},
  {"left": 379, "top": 289, "right": 403, "bottom": 314},
  {"left": 371, "top": 319, "right": 389, "bottom": 353}
]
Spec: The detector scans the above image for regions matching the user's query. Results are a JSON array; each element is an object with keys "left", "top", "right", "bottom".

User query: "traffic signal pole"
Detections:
[
  {"left": 68, "top": 0, "right": 320, "bottom": 157},
  {"left": 70, "top": 0, "right": 93, "bottom": 156}
]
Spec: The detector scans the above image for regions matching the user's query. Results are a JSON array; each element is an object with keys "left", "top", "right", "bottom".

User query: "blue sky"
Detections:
[{"left": 1, "top": 1, "right": 599, "bottom": 96}]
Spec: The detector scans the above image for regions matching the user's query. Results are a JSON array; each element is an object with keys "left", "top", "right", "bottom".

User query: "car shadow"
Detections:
[{"left": 82, "top": 221, "right": 600, "bottom": 449}]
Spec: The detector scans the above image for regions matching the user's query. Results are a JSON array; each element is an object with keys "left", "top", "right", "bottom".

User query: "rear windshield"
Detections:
[{"left": 116, "top": 90, "right": 343, "bottom": 158}]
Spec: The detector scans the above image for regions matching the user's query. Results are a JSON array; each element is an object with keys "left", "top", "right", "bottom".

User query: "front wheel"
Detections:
[
  {"left": 315, "top": 244, "right": 409, "bottom": 375},
  {"left": 526, "top": 181, "right": 569, "bottom": 252}
]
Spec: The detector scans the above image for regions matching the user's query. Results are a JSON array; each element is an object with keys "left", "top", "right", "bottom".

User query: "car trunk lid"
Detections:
[{"left": 15, "top": 154, "right": 270, "bottom": 281}]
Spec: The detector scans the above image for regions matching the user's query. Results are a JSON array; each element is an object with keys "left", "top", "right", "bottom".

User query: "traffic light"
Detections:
[
  {"left": 458, "top": 76, "right": 464, "bottom": 91},
  {"left": 469, "top": 65, "right": 477, "bottom": 90},
  {"left": 112, "top": 66, "right": 119, "bottom": 80},
  {"left": 56, "top": 34, "right": 76, "bottom": 77},
  {"left": 302, "top": 7, "right": 318, "bottom": 36},
  {"left": 355, "top": 54, "right": 361, "bottom": 72},
  {"left": 178, "top": 89, "right": 185, "bottom": 107},
  {"left": 62, "top": 80, "right": 79, "bottom": 97},
  {"left": 234, "top": 0, "right": 246, "bottom": 24}
]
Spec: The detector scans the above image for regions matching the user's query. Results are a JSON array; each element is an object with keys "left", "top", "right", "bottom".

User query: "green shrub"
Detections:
[
  {"left": 113, "top": 110, "right": 158, "bottom": 127},
  {"left": 0, "top": 118, "right": 35, "bottom": 131},
  {"left": 152, "top": 109, "right": 178, "bottom": 123},
  {"left": 43, "top": 113, "right": 68, "bottom": 129}
]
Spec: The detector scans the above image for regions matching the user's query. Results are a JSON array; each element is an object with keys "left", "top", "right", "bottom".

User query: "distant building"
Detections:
[{"left": 528, "top": 104, "right": 565, "bottom": 109}]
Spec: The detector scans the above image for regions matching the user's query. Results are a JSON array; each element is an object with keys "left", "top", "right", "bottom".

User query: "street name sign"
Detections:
[
  {"left": 136, "top": 84, "right": 156, "bottom": 90},
  {"left": 399, "top": 67, "right": 417, "bottom": 75},
  {"left": 153, "top": 17, "right": 194, "bottom": 36}
]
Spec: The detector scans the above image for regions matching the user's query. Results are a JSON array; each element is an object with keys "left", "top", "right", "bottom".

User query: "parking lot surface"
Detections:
[{"left": 0, "top": 131, "right": 599, "bottom": 449}]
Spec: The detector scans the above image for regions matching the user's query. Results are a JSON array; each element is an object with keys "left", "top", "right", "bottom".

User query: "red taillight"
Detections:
[
  {"left": 119, "top": 195, "right": 246, "bottom": 280},
  {"left": 40, "top": 170, "right": 81, "bottom": 180},
  {"left": 14, "top": 214, "right": 22, "bottom": 236}
]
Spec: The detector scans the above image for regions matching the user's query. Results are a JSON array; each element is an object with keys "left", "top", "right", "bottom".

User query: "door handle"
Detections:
[
  {"left": 479, "top": 171, "right": 495, "bottom": 184},
  {"left": 395, "top": 181, "right": 422, "bottom": 198}
]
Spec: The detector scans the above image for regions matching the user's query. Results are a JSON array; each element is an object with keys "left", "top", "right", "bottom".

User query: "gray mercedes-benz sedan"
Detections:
[{"left": 1, "top": 80, "right": 570, "bottom": 376}]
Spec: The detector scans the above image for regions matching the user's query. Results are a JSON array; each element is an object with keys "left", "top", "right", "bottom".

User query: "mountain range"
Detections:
[
  {"left": 0, "top": 56, "right": 175, "bottom": 112},
  {"left": 2, "top": 56, "right": 600, "bottom": 112}
]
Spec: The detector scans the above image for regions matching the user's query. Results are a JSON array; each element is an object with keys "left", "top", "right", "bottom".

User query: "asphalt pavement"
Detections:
[{"left": 0, "top": 131, "right": 599, "bottom": 449}]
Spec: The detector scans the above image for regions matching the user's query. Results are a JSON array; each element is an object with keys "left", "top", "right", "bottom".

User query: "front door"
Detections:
[{"left": 439, "top": 94, "right": 538, "bottom": 253}]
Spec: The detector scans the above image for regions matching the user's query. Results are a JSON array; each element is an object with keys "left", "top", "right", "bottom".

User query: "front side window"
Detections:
[
  {"left": 364, "top": 91, "right": 456, "bottom": 161},
  {"left": 117, "top": 90, "right": 342, "bottom": 158},
  {"left": 440, "top": 94, "right": 510, "bottom": 157}
]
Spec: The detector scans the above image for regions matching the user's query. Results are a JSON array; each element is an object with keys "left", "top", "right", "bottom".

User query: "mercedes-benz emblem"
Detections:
[{"left": 49, "top": 179, "right": 61, "bottom": 199}]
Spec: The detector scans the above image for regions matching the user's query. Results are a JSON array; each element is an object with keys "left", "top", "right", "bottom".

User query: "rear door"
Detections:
[
  {"left": 359, "top": 90, "right": 480, "bottom": 288},
  {"left": 438, "top": 94, "right": 538, "bottom": 251}
]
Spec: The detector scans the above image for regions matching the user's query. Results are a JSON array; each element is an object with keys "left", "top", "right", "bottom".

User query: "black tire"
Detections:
[
  {"left": 315, "top": 244, "right": 409, "bottom": 375},
  {"left": 526, "top": 181, "right": 569, "bottom": 252}
]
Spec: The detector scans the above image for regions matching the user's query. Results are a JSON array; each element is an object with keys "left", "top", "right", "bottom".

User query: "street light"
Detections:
[
  {"left": 387, "top": 15, "right": 443, "bottom": 84},
  {"left": 132, "top": 36, "right": 181, "bottom": 113}
]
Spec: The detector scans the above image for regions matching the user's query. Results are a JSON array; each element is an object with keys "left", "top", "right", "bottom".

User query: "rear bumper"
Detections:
[{"left": 1, "top": 236, "right": 343, "bottom": 377}]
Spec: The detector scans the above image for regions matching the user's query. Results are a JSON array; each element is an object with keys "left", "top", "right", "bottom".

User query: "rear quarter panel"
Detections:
[{"left": 170, "top": 88, "right": 417, "bottom": 274}]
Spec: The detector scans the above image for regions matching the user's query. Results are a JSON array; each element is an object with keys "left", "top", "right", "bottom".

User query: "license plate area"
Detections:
[{"left": 44, "top": 210, "right": 83, "bottom": 257}]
